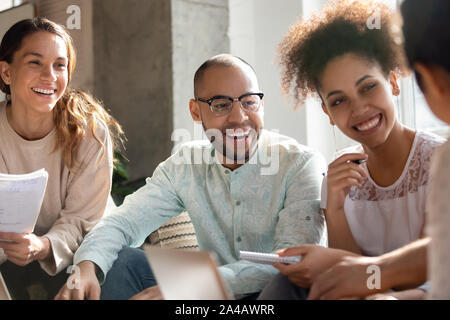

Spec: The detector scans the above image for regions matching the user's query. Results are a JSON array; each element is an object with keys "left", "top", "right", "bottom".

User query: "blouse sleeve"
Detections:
[{"left": 39, "top": 121, "right": 114, "bottom": 275}]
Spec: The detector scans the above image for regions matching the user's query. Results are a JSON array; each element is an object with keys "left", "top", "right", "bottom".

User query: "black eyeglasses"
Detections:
[{"left": 195, "top": 93, "right": 264, "bottom": 116}]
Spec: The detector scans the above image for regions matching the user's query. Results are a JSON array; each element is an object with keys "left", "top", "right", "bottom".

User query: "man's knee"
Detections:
[
  {"left": 105, "top": 246, "right": 151, "bottom": 281},
  {"left": 101, "top": 247, "right": 154, "bottom": 300},
  {"left": 117, "top": 247, "right": 148, "bottom": 265},
  {"left": 258, "top": 273, "right": 309, "bottom": 300}
]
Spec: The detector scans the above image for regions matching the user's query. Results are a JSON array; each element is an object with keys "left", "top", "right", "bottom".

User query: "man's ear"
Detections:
[
  {"left": 0, "top": 61, "right": 11, "bottom": 86},
  {"left": 321, "top": 103, "right": 335, "bottom": 125},
  {"left": 414, "top": 62, "right": 447, "bottom": 99},
  {"left": 189, "top": 99, "right": 202, "bottom": 122}
]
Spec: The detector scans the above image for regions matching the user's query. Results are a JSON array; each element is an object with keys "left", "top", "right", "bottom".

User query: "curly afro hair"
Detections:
[{"left": 278, "top": 0, "right": 407, "bottom": 107}]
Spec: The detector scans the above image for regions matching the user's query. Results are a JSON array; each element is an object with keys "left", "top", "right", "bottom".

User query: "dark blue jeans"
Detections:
[
  {"left": 100, "top": 246, "right": 260, "bottom": 300},
  {"left": 100, "top": 246, "right": 157, "bottom": 300},
  {"left": 257, "top": 273, "right": 309, "bottom": 300}
]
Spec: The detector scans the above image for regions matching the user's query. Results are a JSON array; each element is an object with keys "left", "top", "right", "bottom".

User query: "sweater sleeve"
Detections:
[{"left": 39, "top": 121, "right": 113, "bottom": 275}]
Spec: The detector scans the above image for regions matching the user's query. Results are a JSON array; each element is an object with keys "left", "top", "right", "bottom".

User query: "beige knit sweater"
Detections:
[{"left": 0, "top": 101, "right": 113, "bottom": 275}]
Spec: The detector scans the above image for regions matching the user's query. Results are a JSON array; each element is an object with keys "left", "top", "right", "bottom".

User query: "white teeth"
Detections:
[
  {"left": 355, "top": 115, "right": 381, "bottom": 131},
  {"left": 226, "top": 131, "right": 248, "bottom": 138},
  {"left": 32, "top": 88, "right": 55, "bottom": 95}
]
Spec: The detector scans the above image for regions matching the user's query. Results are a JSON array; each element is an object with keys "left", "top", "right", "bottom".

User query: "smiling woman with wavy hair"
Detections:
[{"left": 0, "top": 17, "right": 124, "bottom": 299}]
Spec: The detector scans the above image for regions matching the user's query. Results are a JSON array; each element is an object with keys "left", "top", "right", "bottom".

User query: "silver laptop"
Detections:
[
  {"left": 143, "top": 245, "right": 234, "bottom": 300},
  {"left": 0, "top": 272, "right": 12, "bottom": 300}
]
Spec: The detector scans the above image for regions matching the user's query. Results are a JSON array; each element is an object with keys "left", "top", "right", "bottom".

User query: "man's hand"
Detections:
[
  {"left": 273, "top": 245, "right": 351, "bottom": 288},
  {"left": 129, "top": 285, "right": 163, "bottom": 300},
  {"left": 0, "top": 232, "right": 51, "bottom": 266},
  {"left": 54, "top": 261, "right": 101, "bottom": 300},
  {"left": 308, "top": 255, "right": 385, "bottom": 300}
]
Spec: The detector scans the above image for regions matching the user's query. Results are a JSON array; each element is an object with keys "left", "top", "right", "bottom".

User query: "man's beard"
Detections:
[{"left": 202, "top": 123, "right": 260, "bottom": 162}]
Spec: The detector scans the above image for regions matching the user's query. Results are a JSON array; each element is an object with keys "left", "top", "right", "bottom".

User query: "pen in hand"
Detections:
[{"left": 351, "top": 158, "right": 367, "bottom": 165}]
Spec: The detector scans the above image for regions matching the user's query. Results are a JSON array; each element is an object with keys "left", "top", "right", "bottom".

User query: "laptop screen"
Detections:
[{"left": 143, "top": 245, "right": 233, "bottom": 300}]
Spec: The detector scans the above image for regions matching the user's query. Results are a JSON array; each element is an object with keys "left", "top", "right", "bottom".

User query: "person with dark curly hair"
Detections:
[{"left": 258, "top": 0, "right": 445, "bottom": 300}]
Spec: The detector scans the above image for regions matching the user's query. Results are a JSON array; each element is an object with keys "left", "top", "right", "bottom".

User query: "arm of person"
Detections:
[
  {"left": 218, "top": 150, "right": 327, "bottom": 297},
  {"left": 307, "top": 237, "right": 429, "bottom": 300},
  {"left": 323, "top": 207, "right": 362, "bottom": 254},
  {"left": 274, "top": 245, "right": 359, "bottom": 288},
  {"left": 38, "top": 122, "right": 114, "bottom": 275},
  {"left": 55, "top": 160, "right": 186, "bottom": 300},
  {"left": 321, "top": 153, "right": 368, "bottom": 254},
  {"left": 73, "top": 162, "right": 185, "bottom": 283},
  {"left": 366, "top": 289, "right": 426, "bottom": 300}
]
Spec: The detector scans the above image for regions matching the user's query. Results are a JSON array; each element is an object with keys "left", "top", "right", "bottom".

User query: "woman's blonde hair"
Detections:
[{"left": 0, "top": 18, "right": 124, "bottom": 170}]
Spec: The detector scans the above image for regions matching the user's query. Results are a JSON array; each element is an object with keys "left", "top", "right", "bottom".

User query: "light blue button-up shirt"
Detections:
[{"left": 74, "top": 130, "right": 327, "bottom": 296}]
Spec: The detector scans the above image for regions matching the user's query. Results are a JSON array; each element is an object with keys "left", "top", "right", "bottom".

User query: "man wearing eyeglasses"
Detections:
[{"left": 55, "top": 54, "right": 326, "bottom": 300}]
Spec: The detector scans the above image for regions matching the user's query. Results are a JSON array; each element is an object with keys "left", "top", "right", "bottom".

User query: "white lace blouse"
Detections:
[
  {"left": 321, "top": 131, "right": 445, "bottom": 256},
  {"left": 426, "top": 139, "right": 450, "bottom": 299}
]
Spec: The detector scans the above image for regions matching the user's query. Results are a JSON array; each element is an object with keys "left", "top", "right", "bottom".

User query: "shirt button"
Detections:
[
  {"left": 224, "top": 170, "right": 230, "bottom": 174},
  {"left": 236, "top": 236, "right": 242, "bottom": 242},
  {"left": 236, "top": 201, "right": 241, "bottom": 206}
]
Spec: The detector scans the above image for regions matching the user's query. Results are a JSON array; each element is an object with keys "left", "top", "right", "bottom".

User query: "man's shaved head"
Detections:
[{"left": 193, "top": 54, "right": 258, "bottom": 97}]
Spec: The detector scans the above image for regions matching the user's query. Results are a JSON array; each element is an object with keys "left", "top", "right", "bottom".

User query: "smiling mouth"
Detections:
[
  {"left": 224, "top": 130, "right": 250, "bottom": 141},
  {"left": 353, "top": 114, "right": 382, "bottom": 132},
  {"left": 32, "top": 88, "right": 57, "bottom": 96}
]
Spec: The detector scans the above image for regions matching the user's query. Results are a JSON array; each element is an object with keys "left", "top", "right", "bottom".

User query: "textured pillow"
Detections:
[{"left": 149, "top": 212, "right": 199, "bottom": 250}]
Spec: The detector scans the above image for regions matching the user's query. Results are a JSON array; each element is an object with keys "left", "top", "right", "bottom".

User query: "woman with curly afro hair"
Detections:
[{"left": 258, "top": 0, "right": 445, "bottom": 300}]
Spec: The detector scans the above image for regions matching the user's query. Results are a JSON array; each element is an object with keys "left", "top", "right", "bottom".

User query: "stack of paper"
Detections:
[{"left": 0, "top": 169, "right": 48, "bottom": 234}]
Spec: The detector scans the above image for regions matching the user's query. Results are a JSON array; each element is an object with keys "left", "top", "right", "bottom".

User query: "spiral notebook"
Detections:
[{"left": 239, "top": 251, "right": 302, "bottom": 265}]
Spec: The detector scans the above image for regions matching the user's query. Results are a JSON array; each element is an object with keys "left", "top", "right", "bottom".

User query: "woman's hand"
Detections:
[
  {"left": 0, "top": 232, "right": 51, "bottom": 266},
  {"left": 326, "top": 153, "right": 368, "bottom": 213},
  {"left": 273, "top": 245, "right": 351, "bottom": 288},
  {"left": 307, "top": 255, "right": 382, "bottom": 300}
]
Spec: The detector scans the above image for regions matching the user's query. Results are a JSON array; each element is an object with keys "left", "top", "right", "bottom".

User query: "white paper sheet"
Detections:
[{"left": 0, "top": 169, "right": 48, "bottom": 234}]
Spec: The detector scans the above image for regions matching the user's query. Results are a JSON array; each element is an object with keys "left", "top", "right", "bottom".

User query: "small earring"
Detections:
[{"left": 392, "top": 87, "right": 400, "bottom": 96}]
